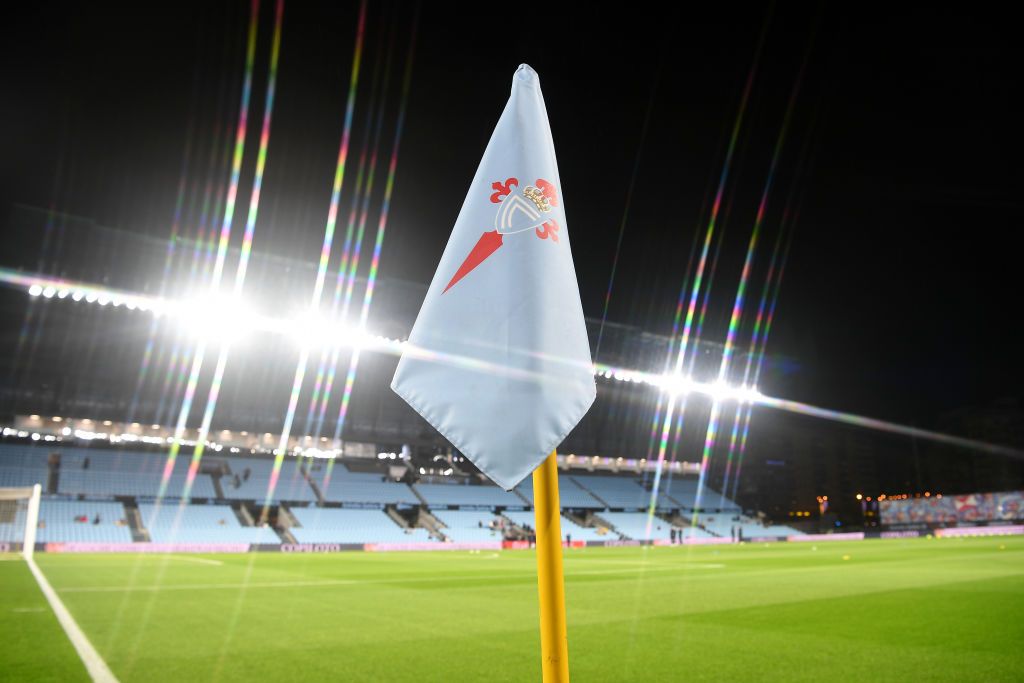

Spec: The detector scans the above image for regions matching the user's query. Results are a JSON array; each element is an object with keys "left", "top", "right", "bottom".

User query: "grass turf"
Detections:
[{"left": 2, "top": 536, "right": 1022, "bottom": 681}]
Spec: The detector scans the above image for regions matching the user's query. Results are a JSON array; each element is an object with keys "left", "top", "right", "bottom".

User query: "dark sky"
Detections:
[{"left": 2, "top": 2, "right": 1022, "bottom": 427}]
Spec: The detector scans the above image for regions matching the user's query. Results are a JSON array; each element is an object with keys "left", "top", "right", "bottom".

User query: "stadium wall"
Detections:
[{"left": 20, "top": 524, "right": 1023, "bottom": 555}]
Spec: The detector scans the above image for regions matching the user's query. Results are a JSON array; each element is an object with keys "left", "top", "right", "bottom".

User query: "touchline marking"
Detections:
[
  {"left": 58, "top": 564, "right": 727, "bottom": 594},
  {"left": 25, "top": 556, "right": 118, "bottom": 682}
]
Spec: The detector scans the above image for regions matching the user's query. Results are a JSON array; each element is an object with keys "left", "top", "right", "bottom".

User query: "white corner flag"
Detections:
[{"left": 391, "top": 64, "right": 595, "bottom": 491}]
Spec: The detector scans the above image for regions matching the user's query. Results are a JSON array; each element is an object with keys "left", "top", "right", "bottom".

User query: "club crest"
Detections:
[{"left": 443, "top": 177, "right": 561, "bottom": 293}]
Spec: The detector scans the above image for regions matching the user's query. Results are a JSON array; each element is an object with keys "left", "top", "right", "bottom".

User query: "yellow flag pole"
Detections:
[{"left": 533, "top": 449, "right": 570, "bottom": 682}]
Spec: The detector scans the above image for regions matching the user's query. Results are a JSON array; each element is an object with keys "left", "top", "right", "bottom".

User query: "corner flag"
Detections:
[{"left": 391, "top": 64, "right": 595, "bottom": 491}]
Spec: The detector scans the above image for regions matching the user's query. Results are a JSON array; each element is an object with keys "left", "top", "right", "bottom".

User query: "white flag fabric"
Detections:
[{"left": 391, "top": 64, "right": 595, "bottom": 491}]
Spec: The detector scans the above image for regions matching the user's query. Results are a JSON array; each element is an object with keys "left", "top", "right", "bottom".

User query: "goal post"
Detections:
[{"left": 0, "top": 484, "right": 42, "bottom": 559}]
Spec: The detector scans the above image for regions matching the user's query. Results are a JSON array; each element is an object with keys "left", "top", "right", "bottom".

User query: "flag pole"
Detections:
[{"left": 533, "top": 449, "right": 570, "bottom": 682}]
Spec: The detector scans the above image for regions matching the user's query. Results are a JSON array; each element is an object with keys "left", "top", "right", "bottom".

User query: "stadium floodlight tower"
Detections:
[{"left": 1, "top": 484, "right": 42, "bottom": 559}]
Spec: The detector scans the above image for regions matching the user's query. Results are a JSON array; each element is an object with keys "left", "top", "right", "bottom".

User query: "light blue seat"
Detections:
[
  {"left": 291, "top": 507, "right": 433, "bottom": 544},
  {"left": 220, "top": 457, "right": 318, "bottom": 503},
  {"left": 598, "top": 512, "right": 677, "bottom": 540},
  {"left": 431, "top": 509, "right": 503, "bottom": 542},
  {"left": 502, "top": 510, "right": 611, "bottom": 541},
  {"left": 514, "top": 476, "right": 604, "bottom": 508},
  {"left": 570, "top": 476, "right": 654, "bottom": 509},
  {"left": 35, "top": 500, "right": 133, "bottom": 543},
  {"left": 139, "top": 503, "right": 279, "bottom": 544},
  {"left": 56, "top": 447, "right": 218, "bottom": 499},
  {"left": 320, "top": 470, "right": 420, "bottom": 505},
  {"left": 413, "top": 482, "right": 524, "bottom": 507}
]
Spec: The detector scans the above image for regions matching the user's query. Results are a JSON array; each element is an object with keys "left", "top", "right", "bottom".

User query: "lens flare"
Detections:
[
  {"left": 155, "top": 0, "right": 262, "bottom": 499},
  {"left": 179, "top": 0, "right": 284, "bottom": 505},
  {"left": 690, "top": 53, "right": 805, "bottom": 527},
  {"left": 643, "top": 35, "right": 766, "bottom": 539},
  {"left": 321, "top": 18, "right": 418, "bottom": 498}
]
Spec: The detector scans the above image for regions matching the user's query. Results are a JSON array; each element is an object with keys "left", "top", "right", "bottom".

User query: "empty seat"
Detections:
[{"left": 290, "top": 507, "right": 433, "bottom": 544}]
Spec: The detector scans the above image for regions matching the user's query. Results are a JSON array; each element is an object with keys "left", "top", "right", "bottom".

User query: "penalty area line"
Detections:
[{"left": 25, "top": 556, "right": 118, "bottom": 683}]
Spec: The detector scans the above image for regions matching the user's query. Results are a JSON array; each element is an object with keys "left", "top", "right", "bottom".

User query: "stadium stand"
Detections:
[
  {"left": 570, "top": 475, "right": 656, "bottom": 509},
  {"left": 58, "top": 447, "right": 218, "bottom": 499},
  {"left": 514, "top": 475, "right": 605, "bottom": 509},
  {"left": 879, "top": 491, "right": 1024, "bottom": 525},
  {"left": 413, "top": 481, "right": 525, "bottom": 508},
  {"left": 290, "top": 507, "right": 434, "bottom": 544},
  {"left": 318, "top": 466, "right": 420, "bottom": 505},
  {"left": 664, "top": 478, "right": 741, "bottom": 510},
  {"left": 560, "top": 515, "right": 615, "bottom": 541},
  {"left": 502, "top": 509, "right": 611, "bottom": 542},
  {"left": 35, "top": 500, "right": 134, "bottom": 543},
  {"left": 220, "top": 456, "right": 318, "bottom": 503},
  {"left": 138, "top": 503, "right": 281, "bottom": 544},
  {"left": 0, "top": 443, "right": 799, "bottom": 545},
  {"left": 0, "top": 443, "right": 50, "bottom": 488},
  {"left": 695, "top": 514, "right": 798, "bottom": 539},
  {"left": 598, "top": 512, "right": 685, "bottom": 540},
  {"left": 0, "top": 466, "right": 46, "bottom": 489},
  {"left": 431, "top": 509, "right": 504, "bottom": 542}
]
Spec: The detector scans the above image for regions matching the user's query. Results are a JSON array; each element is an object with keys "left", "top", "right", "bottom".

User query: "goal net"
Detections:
[{"left": 0, "top": 484, "right": 42, "bottom": 559}]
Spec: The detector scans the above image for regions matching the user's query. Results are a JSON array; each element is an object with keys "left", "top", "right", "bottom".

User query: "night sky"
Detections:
[{"left": 3, "top": 2, "right": 1021, "bottom": 429}]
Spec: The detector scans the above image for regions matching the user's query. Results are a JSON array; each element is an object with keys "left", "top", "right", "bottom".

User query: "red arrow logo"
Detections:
[
  {"left": 442, "top": 177, "right": 558, "bottom": 295},
  {"left": 443, "top": 230, "right": 503, "bottom": 293}
]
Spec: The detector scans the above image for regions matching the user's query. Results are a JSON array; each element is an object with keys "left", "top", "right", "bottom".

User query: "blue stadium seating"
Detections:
[
  {"left": 35, "top": 500, "right": 133, "bottom": 543},
  {"left": 570, "top": 476, "right": 656, "bottom": 509},
  {"left": 696, "top": 515, "right": 798, "bottom": 539},
  {"left": 290, "top": 507, "right": 434, "bottom": 544},
  {"left": 1, "top": 442, "right": 789, "bottom": 546},
  {"left": 138, "top": 502, "right": 280, "bottom": 544},
  {"left": 431, "top": 509, "right": 504, "bottom": 542},
  {"left": 0, "top": 444, "right": 50, "bottom": 489},
  {"left": 597, "top": 512, "right": 681, "bottom": 540},
  {"left": 514, "top": 475, "right": 604, "bottom": 509},
  {"left": 0, "top": 467, "right": 46, "bottom": 489},
  {"left": 319, "top": 468, "right": 420, "bottom": 505},
  {"left": 502, "top": 510, "right": 613, "bottom": 542},
  {"left": 0, "top": 444, "right": 52, "bottom": 468},
  {"left": 57, "top": 447, "right": 217, "bottom": 499},
  {"left": 220, "top": 456, "right": 318, "bottom": 503},
  {"left": 666, "top": 479, "right": 741, "bottom": 510},
  {"left": 413, "top": 482, "right": 525, "bottom": 508}
]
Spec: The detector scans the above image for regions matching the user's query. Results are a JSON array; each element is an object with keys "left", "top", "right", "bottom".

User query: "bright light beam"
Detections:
[
  {"left": 720, "top": 223, "right": 784, "bottom": 497},
  {"left": 154, "top": 0, "right": 264, "bottom": 510},
  {"left": 642, "top": 32, "right": 766, "bottom": 540},
  {"left": 731, "top": 221, "right": 796, "bottom": 500},
  {"left": 180, "top": 0, "right": 284, "bottom": 505},
  {"left": 259, "top": 0, "right": 367, "bottom": 517},
  {"left": 304, "top": 18, "right": 389, "bottom": 445},
  {"left": 7, "top": 270, "right": 1024, "bottom": 462},
  {"left": 690, "top": 52, "right": 806, "bottom": 528},
  {"left": 319, "top": 15, "right": 418, "bottom": 500}
]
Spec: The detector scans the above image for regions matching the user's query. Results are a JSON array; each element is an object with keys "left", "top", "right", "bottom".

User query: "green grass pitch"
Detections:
[{"left": 2, "top": 536, "right": 1022, "bottom": 681}]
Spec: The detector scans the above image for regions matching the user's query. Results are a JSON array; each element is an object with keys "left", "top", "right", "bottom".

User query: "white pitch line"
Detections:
[
  {"left": 58, "top": 563, "right": 726, "bottom": 594},
  {"left": 25, "top": 557, "right": 118, "bottom": 683},
  {"left": 61, "top": 578, "right": 358, "bottom": 593}
]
